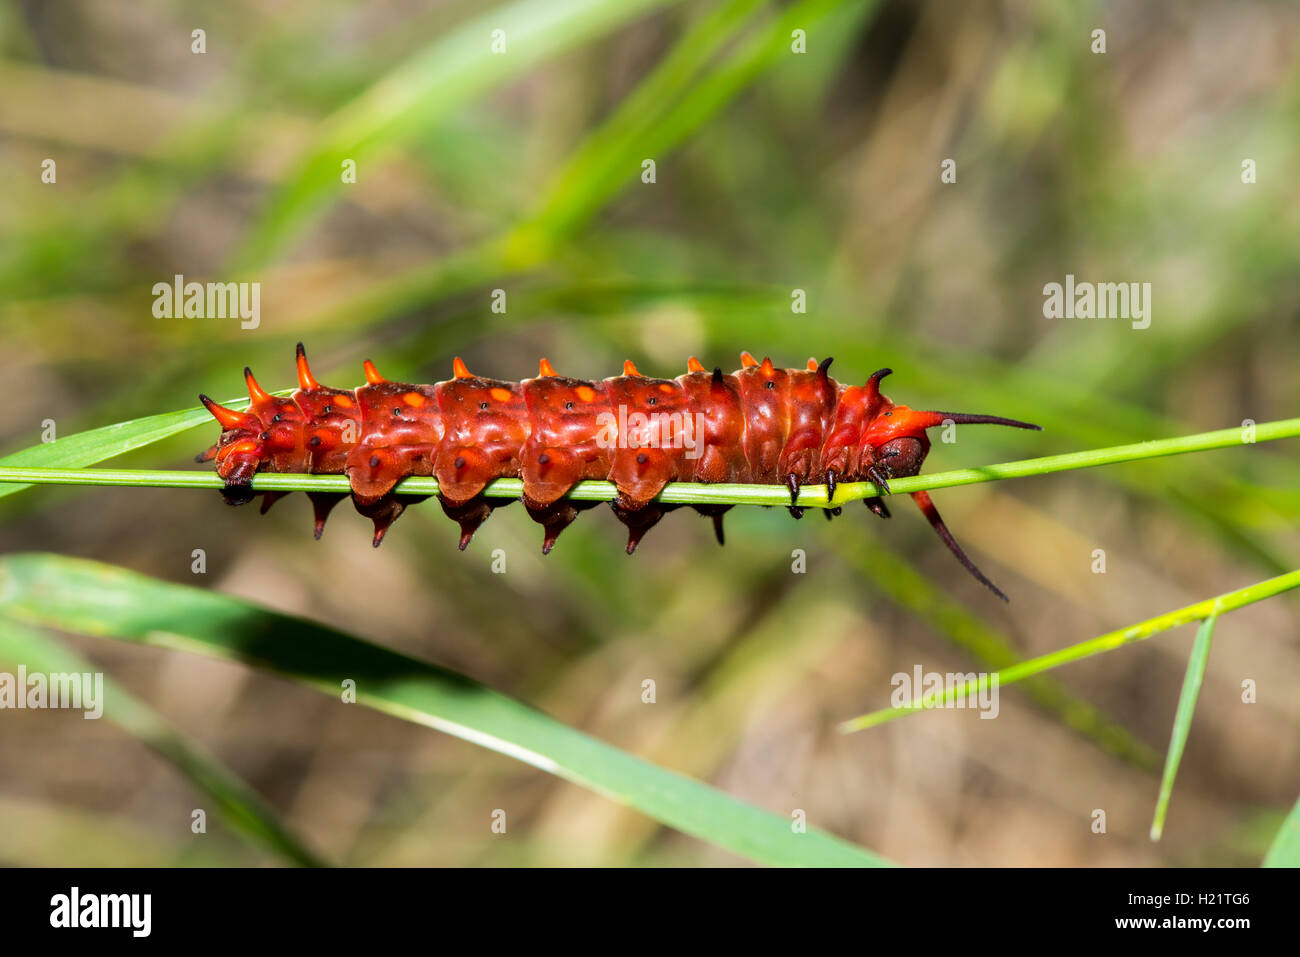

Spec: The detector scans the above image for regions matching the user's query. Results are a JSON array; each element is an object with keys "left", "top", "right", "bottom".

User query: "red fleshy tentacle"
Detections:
[
  {"left": 864, "top": 405, "right": 1040, "bottom": 447},
  {"left": 923, "top": 412, "right": 1041, "bottom": 429},
  {"left": 438, "top": 495, "right": 515, "bottom": 551},
  {"left": 259, "top": 490, "right": 292, "bottom": 515},
  {"left": 689, "top": 504, "right": 731, "bottom": 545},
  {"left": 296, "top": 341, "right": 321, "bottom": 391},
  {"left": 526, "top": 499, "right": 601, "bottom": 555},
  {"left": 356, "top": 494, "right": 430, "bottom": 548},
  {"left": 199, "top": 394, "right": 254, "bottom": 431},
  {"left": 307, "top": 491, "right": 348, "bottom": 540},
  {"left": 611, "top": 500, "right": 680, "bottom": 555},
  {"left": 910, "top": 490, "right": 1009, "bottom": 602}
]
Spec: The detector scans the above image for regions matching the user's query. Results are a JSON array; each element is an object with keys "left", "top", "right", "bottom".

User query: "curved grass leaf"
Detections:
[
  {"left": 1264, "top": 795, "right": 1300, "bottom": 867},
  {"left": 1150, "top": 614, "right": 1216, "bottom": 841},
  {"left": 524, "top": 0, "right": 875, "bottom": 240},
  {"left": 0, "top": 618, "right": 326, "bottom": 866},
  {"left": 0, "top": 553, "right": 890, "bottom": 867},
  {"left": 236, "top": 0, "right": 688, "bottom": 268},
  {"left": 516, "top": 0, "right": 770, "bottom": 244}
]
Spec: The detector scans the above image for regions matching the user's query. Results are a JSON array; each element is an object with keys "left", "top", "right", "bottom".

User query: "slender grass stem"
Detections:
[
  {"left": 838, "top": 570, "right": 1300, "bottom": 734},
  {"left": 1, "top": 417, "right": 1296, "bottom": 507}
]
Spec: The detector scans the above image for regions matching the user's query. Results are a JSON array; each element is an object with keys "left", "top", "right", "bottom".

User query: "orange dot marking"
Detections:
[
  {"left": 333, "top": 395, "right": 354, "bottom": 408},
  {"left": 489, "top": 387, "right": 513, "bottom": 403},
  {"left": 575, "top": 386, "right": 596, "bottom": 403},
  {"left": 402, "top": 391, "right": 426, "bottom": 407}
]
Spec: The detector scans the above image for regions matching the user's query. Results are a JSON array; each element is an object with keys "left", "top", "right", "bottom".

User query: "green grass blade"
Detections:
[
  {"left": 0, "top": 617, "right": 326, "bottom": 866},
  {"left": 0, "top": 391, "right": 286, "bottom": 502},
  {"left": 518, "top": 0, "right": 873, "bottom": 247},
  {"left": 1150, "top": 614, "right": 1217, "bottom": 841},
  {"left": 0, "top": 552, "right": 890, "bottom": 867},
  {"left": 237, "top": 0, "right": 687, "bottom": 268},
  {"left": 1264, "top": 795, "right": 1300, "bottom": 867},
  {"left": 517, "top": 0, "right": 768, "bottom": 245},
  {"left": 841, "top": 570, "right": 1300, "bottom": 733}
]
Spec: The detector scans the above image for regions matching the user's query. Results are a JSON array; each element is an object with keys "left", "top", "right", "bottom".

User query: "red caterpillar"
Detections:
[{"left": 199, "top": 345, "right": 1040, "bottom": 599}]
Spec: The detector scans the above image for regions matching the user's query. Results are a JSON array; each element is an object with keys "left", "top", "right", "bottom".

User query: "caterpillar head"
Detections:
[
  {"left": 857, "top": 379, "right": 1042, "bottom": 602},
  {"left": 862, "top": 405, "right": 1040, "bottom": 479},
  {"left": 201, "top": 366, "right": 307, "bottom": 503},
  {"left": 198, "top": 393, "right": 264, "bottom": 502}
]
